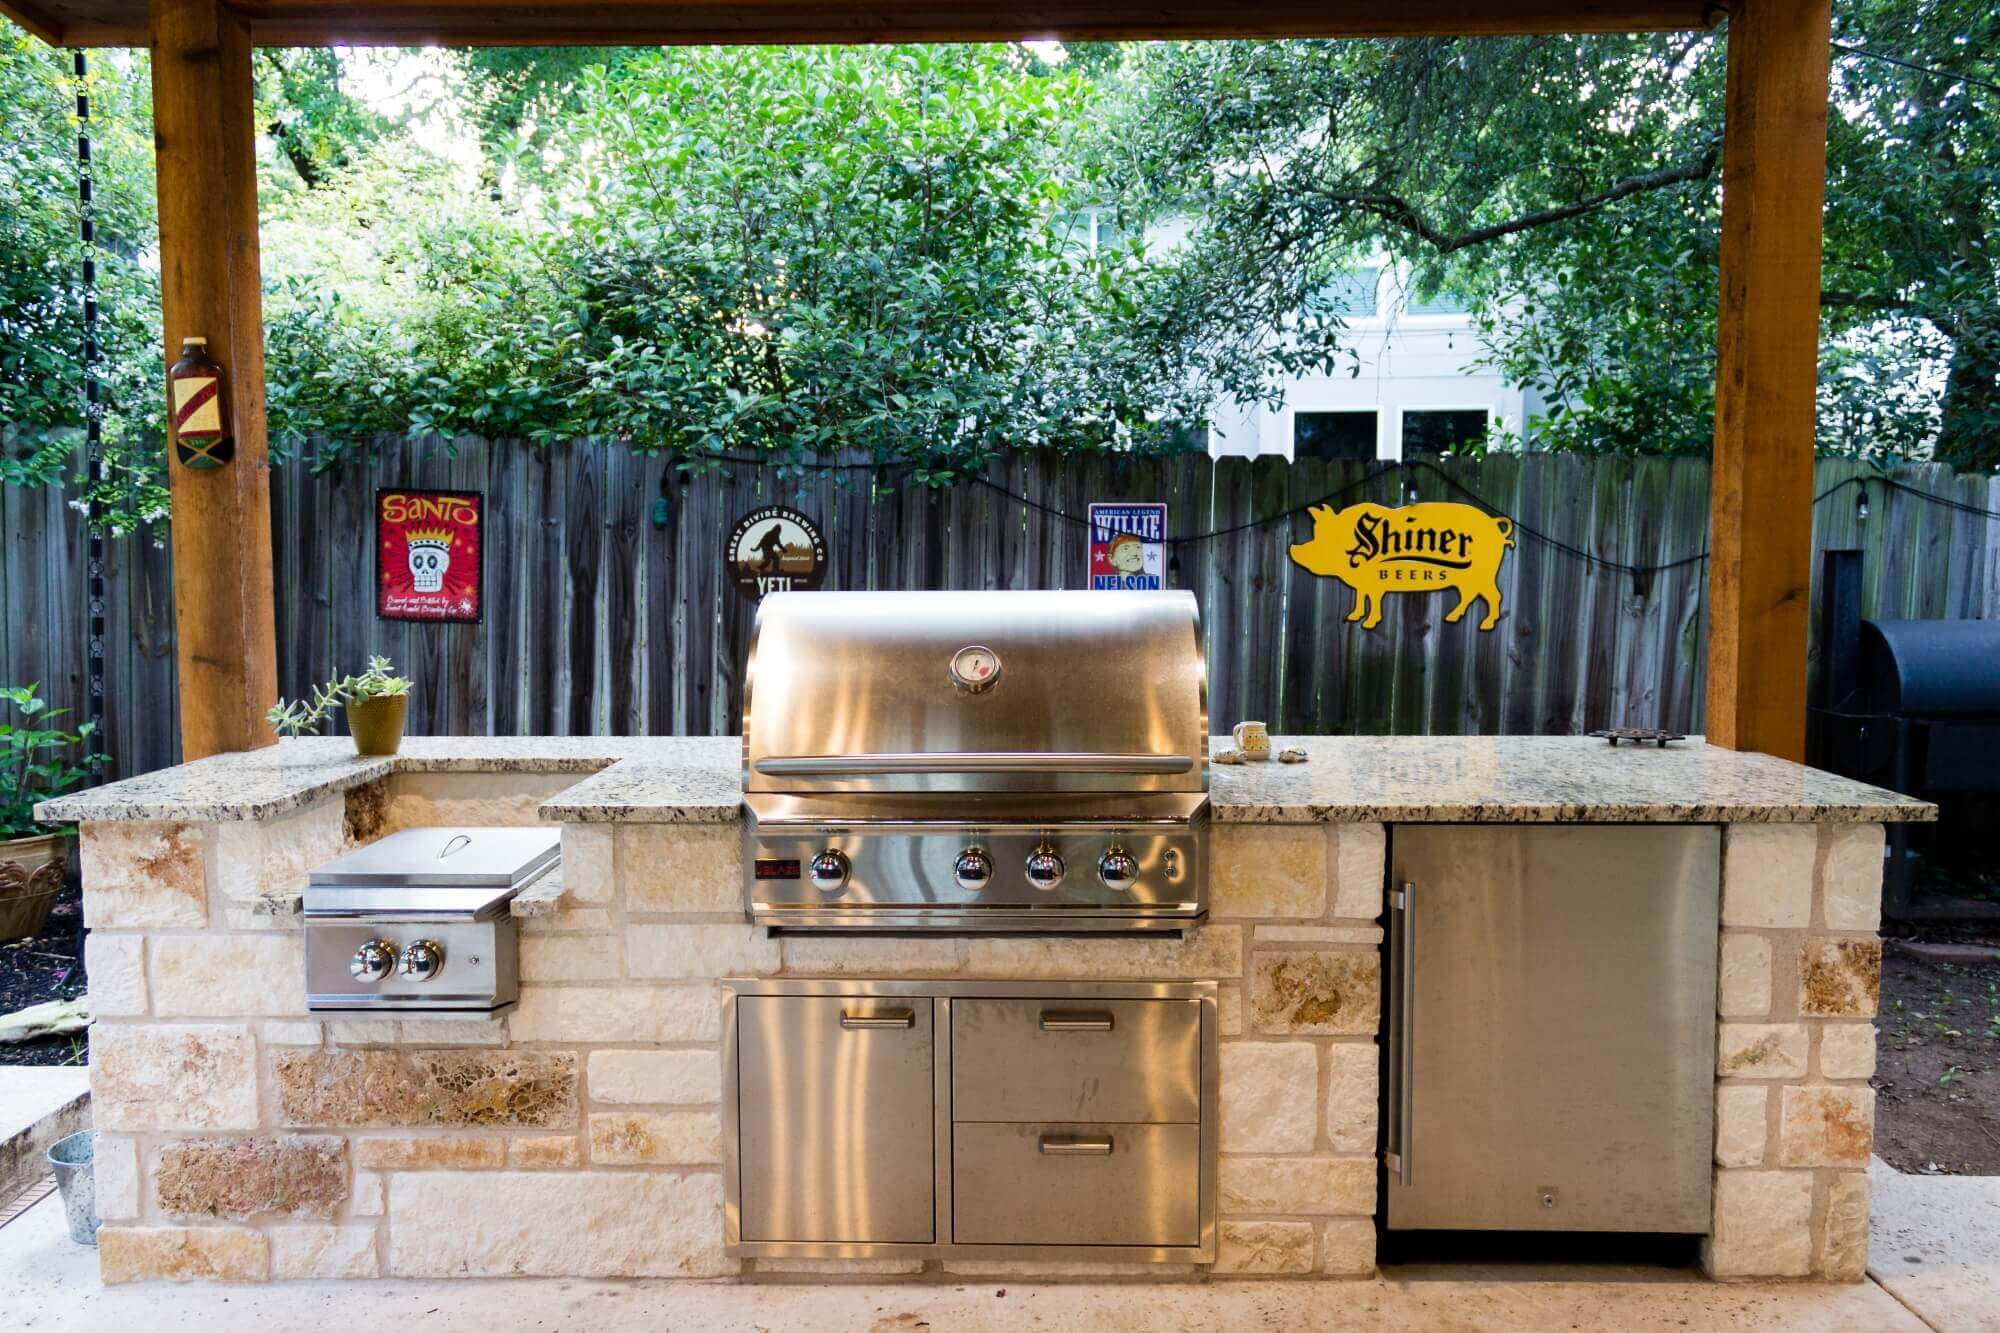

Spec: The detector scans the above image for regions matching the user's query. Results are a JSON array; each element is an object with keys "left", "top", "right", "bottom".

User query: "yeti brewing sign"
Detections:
[
  {"left": 377, "top": 488, "right": 483, "bottom": 623},
  {"left": 1088, "top": 502, "right": 1167, "bottom": 590},
  {"left": 727, "top": 505, "right": 828, "bottom": 601},
  {"left": 1288, "top": 501, "right": 1514, "bottom": 631}
]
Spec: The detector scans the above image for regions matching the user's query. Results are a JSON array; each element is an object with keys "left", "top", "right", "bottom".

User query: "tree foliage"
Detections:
[
  {"left": 0, "top": 32, "right": 165, "bottom": 527},
  {"left": 1, "top": 2, "right": 1994, "bottom": 534},
  {"left": 1101, "top": 6, "right": 1996, "bottom": 465}
]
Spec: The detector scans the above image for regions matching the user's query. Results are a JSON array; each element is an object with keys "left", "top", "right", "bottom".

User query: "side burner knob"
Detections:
[
  {"left": 399, "top": 939, "right": 445, "bottom": 983},
  {"left": 953, "top": 847, "right": 994, "bottom": 891},
  {"left": 1098, "top": 846, "right": 1140, "bottom": 892},
  {"left": 1024, "top": 845, "right": 1066, "bottom": 892},
  {"left": 808, "top": 849, "right": 851, "bottom": 894},
  {"left": 350, "top": 939, "right": 397, "bottom": 983}
]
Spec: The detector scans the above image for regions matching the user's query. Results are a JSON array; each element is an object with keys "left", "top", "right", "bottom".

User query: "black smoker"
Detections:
[{"left": 1811, "top": 549, "right": 2000, "bottom": 915}]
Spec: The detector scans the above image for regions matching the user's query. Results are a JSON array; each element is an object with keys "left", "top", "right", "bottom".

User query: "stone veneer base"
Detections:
[{"left": 80, "top": 769, "right": 1886, "bottom": 1284}]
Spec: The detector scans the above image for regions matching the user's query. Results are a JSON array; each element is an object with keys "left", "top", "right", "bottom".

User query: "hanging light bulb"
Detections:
[{"left": 1855, "top": 484, "right": 1870, "bottom": 523}]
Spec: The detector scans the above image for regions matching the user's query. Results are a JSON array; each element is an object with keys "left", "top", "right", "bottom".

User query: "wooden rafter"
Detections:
[{"left": 10, "top": 0, "right": 1720, "bottom": 49}]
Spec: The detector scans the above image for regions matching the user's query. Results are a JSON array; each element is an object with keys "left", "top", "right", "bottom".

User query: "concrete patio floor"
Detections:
[{"left": 0, "top": 1184, "right": 1976, "bottom": 1333}]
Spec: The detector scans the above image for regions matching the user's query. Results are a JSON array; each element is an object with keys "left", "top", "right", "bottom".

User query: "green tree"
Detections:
[
  {"left": 1100, "top": 7, "right": 1998, "bottom": 467},
  {"left": 255, "top": 49, "right": 391, "bottom": 190},
  {"left": 0, "top": 32, "right": 166, "bottom": 528},
  {"left": 547, "top": 43, "right": 1232, "bottom": 474}
]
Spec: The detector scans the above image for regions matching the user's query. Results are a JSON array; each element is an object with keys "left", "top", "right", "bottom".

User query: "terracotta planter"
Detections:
[
  {"left": 347, "top": 695, "right": 408, "bottom": 757},
  {"left": 0, "top": 832, "right": 67, "bottom": 942}
]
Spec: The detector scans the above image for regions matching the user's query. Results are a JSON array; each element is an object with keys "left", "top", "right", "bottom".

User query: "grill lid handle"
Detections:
[{"left": 754, "top": 752, "right": 1195, "bottom": 777}]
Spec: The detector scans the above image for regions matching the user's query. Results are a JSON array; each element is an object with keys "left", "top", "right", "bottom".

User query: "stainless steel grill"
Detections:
[{"left": 742, "top": 590, "right": 1209, "bottom": 932}]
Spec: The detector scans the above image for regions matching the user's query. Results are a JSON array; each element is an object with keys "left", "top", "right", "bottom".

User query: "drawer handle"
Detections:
[
  {"left": 1038, "top": 1009, "right": 1115, "bottom": 1032},
  {"left": 839, "top": 1008, "right": 916, "bottom": 1030},
  {"left": 1038, "top": 1134, "right": 1114, "bottom": 1156}
]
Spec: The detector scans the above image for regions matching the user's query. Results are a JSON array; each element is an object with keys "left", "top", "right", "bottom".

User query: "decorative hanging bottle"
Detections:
[{"left": 168, "top": 335, "right": 234, "bottom": 469}]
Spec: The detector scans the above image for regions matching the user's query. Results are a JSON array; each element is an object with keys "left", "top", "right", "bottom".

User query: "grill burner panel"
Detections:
[
  {"left": 745, "top": 792, "right": 1207, "bottom": 933},
  {"left": 742, "top": 591, "right": 1210, "bottom": 933}
]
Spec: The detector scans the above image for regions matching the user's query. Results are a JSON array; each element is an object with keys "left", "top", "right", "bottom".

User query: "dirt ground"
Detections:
[
  {"left": 0, "top": 874, "right": 86, "bottom": 1069},
  {"left": 1874, "top": 928, "right": 2000, "bottom": 1176}
]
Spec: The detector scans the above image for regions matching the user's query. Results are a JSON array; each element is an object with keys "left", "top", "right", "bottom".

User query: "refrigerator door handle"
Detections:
[{"left": 1384, "top": 881, "right": 1414, "bottom": 1188}]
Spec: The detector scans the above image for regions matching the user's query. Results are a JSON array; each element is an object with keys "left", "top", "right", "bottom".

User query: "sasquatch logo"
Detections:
[{"left": 727, "top": 506, "right": 828, "bottom": 601}]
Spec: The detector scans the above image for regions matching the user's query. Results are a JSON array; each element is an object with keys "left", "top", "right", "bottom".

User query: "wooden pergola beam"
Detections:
[
  {"left": 150, "top": 0, "right": 280, "bottom": 759},
  {"left": 11, "top": 0, "right": 1720, "bottom": 47},
  {"left": 1705, "top": 0, "right": 1833, "bottom": 762}
]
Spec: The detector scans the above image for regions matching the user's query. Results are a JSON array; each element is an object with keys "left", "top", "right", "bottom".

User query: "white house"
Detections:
[{"left": 1204, "top": 262, "right": 1543, "bottom": 461}]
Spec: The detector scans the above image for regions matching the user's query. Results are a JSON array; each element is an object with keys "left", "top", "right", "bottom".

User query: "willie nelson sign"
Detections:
[
  {"left": 1288, "top": 501, "right": 1513, "bottom": 630},
  {"left": 377, "top": 488, "right": 483, "bottom": 623}
]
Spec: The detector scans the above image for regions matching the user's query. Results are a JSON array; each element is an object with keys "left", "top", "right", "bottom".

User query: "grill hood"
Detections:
[{"left": 743, "top": 590, "right": 1208, "bottom": 796}]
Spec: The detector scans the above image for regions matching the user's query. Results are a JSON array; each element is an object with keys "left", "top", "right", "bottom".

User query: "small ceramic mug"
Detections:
[{"left": 1231, "top": 720, "right": 1272, "bottom": 760}]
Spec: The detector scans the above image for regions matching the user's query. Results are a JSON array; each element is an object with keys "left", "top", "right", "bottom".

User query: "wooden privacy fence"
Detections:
[{"left": 3, "top": 443, "right": 1997, "bottom": 781}]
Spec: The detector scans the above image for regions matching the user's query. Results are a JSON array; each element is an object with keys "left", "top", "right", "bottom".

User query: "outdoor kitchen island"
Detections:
[{"left": 41, "top": 733, "right": 1931, "bottom": 1286}]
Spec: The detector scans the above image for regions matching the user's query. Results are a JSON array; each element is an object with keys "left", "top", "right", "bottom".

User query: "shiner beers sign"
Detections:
[{"left": 1288, "top": 501, "right": 1514, "bottom": 631}]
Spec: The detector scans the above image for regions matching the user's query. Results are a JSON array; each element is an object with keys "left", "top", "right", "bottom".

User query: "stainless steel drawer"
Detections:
[
  {"left": 953, "top": 1122, "right": 1200, "bottom": 1247},
  {"left": 736, "top": 996, "right": 936, "bottom": 1244},
  {"left": 952, "top": 998, "right": 1201, "bottom": 1124}
]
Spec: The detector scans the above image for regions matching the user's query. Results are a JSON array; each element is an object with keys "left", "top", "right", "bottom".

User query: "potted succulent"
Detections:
[
  {"left": 0, "top": 684, "right": 101, "bottom": 942},
  {"left": 267, "top": 655, "right": 413, "bottom": 756}
]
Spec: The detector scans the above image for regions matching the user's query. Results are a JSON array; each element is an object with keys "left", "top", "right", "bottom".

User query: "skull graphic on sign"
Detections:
[{"left": 404, "top": 527, "right": 453, "bottom": 594}]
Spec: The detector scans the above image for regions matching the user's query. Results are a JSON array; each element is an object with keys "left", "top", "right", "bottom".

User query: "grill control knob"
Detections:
[
  {"left": 953, "top": 847, "right": 994, "bottom": 891},
  {"left": 350, "top": 939, "right": 397, "bottom": 984},
  {"left": 1098, "top": 846, "right": 1140, "bottom": 892},
  {"left": 808, "top": 849, "right": 851, "bottom": 894},
  {"left": 399, "top": 939, "right": 445, "bottom": 983},
  {"left": 1024, "top": 845, "right": 1066, "bottom": 892}
]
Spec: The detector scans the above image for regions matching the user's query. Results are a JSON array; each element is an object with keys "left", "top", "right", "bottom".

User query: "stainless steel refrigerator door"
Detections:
[
  {"left": 736, "top": 995, "right": 937, "bottom": 1244},
  {"left": 1385, "top": 824, "right": 1719, "bottom": 1232}
]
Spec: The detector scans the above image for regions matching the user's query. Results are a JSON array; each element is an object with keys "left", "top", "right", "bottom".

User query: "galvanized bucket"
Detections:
[{"left": 46, "top": 1130, "right": 97, "bottom": 1246}]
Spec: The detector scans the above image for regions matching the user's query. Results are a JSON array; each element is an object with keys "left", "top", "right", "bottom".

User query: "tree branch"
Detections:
[
  {"left": 1323, "top": 135, "right": 1723, "bottom": 255},
  {"left": 1820, "top": 290, "right": 1918, "bottom": 313}
]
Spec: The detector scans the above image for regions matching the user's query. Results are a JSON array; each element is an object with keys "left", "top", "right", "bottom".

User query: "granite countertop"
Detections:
[
  {"left": 39, "top": 733, "right": 1933, "bottom": 826},
  {"left": 34, "top": 735, "right": 740, "bottom": 824}
]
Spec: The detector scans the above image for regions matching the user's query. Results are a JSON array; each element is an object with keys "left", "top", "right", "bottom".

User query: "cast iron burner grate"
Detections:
[{"left": 1586, "top": 727, "right": 1686, "bottom": 747}]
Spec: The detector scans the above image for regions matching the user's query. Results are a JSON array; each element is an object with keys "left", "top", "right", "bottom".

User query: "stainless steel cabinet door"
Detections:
[
  {"left": 952, "top": 998, "right": 1201, "bottom": 1123},
  {"left": 1386, "top": 825, "right": 1719, "bottom": 1233},
  {"left": 737, "top": 996, "right": 936, "bottom": 1244},
  {"left": 953, "top": 1122, "right": 1201, "bottom": 1246}
]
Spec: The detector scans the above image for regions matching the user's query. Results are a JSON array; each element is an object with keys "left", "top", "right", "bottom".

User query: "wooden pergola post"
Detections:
[
  {"left": 1705, "top": 0, "right": 1835, "bottom": 761},
  {"left": 149, "top": 0, "right": 279, "bottom": 758}
]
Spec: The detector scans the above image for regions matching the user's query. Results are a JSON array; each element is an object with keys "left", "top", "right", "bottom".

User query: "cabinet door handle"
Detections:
[
  {"left": 1038, "top": 1009, "right": 1115, "bottom": 1032},
  {"left": 838, "top": 1008, "right": 915, "bottom": 1030},
  {"left": 1038, "top": 1134, "right": 1113, "bottom": 1156},
  {"left": 1384, "top": 881, "right": 1416, "bottom": 1189}
]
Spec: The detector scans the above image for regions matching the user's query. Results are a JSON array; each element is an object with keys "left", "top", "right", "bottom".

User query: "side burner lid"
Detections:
[{"left": 308, "top": 826, "right": 561, "bottom": 888}]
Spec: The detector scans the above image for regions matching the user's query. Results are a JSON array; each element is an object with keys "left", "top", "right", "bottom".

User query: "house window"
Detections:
[
  {"left": 1305, "top": 267, "right": 1380, "bottom": 319},
  {"left": 1400, "top": 409, "right": 1490, "bottom": 458},
  {"left": 1293, "top": 411, "right": 1378, "bottom": 461}
]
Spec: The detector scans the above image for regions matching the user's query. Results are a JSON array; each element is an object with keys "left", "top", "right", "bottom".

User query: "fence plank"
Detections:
[{"left": 11, "top": 444, "right": 1996, "bottom": 780}]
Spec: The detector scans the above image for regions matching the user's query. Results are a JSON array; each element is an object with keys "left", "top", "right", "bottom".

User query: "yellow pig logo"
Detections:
[{"left": 1288, "top": 501, "right": 1514, "bottom": 631}]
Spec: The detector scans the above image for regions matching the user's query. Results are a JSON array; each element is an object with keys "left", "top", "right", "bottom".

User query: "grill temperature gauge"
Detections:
[{"left": 947, "top": 645, "right": 1002, "bottom": 694}]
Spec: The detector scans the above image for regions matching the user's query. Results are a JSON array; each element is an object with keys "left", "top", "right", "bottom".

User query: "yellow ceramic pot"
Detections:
[{"left": 347, "top": 695, "right": 408, "bottom": 757}]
